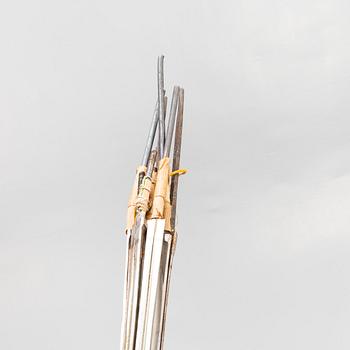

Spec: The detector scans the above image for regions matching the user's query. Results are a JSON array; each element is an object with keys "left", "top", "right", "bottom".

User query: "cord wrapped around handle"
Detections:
[
  {"left": 151, "top": 157, "right": 170, "bottom": 221},
  {"left": 126, "top": 165, "right": 147, "bottom": 231}
]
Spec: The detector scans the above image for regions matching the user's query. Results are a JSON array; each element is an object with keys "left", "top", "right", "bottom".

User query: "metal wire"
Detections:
[
  {"left": 141, "top": 101, "right": 159, "bottom": 167},
  {"left": 164, "top": 86, "right": 180, "bottom": 158},
  {"left": 157, "top": 55, "right": 165, "bottom": 158},
  {"left": 146, "top": 150, "right": 157, "bottom": 178}
]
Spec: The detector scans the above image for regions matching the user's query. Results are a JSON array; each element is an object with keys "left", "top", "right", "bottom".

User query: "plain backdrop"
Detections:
[{"left": 1, "top": 1, "right": 350, "bottom": 349}]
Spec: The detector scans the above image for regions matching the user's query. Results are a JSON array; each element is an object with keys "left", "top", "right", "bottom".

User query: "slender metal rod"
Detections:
[
  {"left": 146, "top": 150, "right": 157, "bottom": 178},
  {"left": 141, "top": 102, "right": 159, "bottom": 167},
  {"left": 157, "top": 55, "right": 165, "bottom": 158},
  {"left": 163, "top": 95, "right": 168, "bottom": 124},
  {"left": 163, "top": 93, "right": 167, "bottom": 146},
  {"left": 170, "top": 88, "right": 184, "bottom": 231},
  {"left": 156, "top": 95, "right": 167, "bottom": 167},
  {"left": 164, "top": 86, "right": 180, "bottom": 158}
]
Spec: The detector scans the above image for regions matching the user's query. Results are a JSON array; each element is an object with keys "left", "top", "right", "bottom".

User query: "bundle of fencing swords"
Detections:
[{"left": 120, "top": 56, "right": 185, "bottom": 350}]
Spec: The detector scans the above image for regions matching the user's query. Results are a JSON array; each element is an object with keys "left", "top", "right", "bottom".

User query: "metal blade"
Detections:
[
  {"left": 159, "top": 232, "right": 177, "bottom": 350},
  {"left": 150, "top": 232, "right": 173, "bottom": 350},
  {"left": 134, "top": 220, "right": 158, "bottom": 349},
  {"left": 143, "top": 219, "right": 165, "bottom": 350},
  {"left": 120, "top": 230, "right": 133, "bottom": 349},
  {"left": 121, "top": 214, "right": 147, "bottom": 350}
]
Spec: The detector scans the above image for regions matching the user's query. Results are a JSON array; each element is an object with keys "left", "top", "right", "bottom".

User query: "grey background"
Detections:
[{"left": 1, "top": 0, "right": 350, "bottom": 349}]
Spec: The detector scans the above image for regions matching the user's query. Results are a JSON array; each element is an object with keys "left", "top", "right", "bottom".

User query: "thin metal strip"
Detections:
[
  {"left": 144, "top": 219, "right": 166, "bottom": 350},
  {"left": 159, "top": 232, "right": 177, "bottom": 350},
  {"left": 151, "top": 233, "right": 173, "bottom": 350},
  {"left": 120, "top": 230, "right": 133, "bottom": 349},
  {"left": 124, "top": 230, "right": 138, "bottom": 349},
  {"left": 128, "top": 214, "right": 146, "bottom": 349},
  {"left": 134, "top": 220, "right": 157, "bottom": 350}
]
